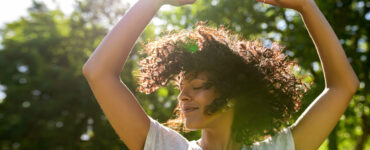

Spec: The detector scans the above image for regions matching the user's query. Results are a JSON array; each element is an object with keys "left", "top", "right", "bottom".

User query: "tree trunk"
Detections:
[
  {"left": 355, "top": 114, "right": 369, "bottom": 150},
  {"left": 328, "top": 124, "right": 338, "bottom": 150},
  {"left": 355, "top": 35, "right": 370, "bottom": 150}
]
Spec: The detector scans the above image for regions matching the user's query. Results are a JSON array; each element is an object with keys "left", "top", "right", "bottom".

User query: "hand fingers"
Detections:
[
  {"left": 179, "top": 0, "right": 196, "bottom": 5},
  {"left": 256, "top": 0, "right": 280, "bottom": 6}
]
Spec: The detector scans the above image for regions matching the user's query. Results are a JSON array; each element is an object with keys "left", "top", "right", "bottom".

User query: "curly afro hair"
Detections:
[{"left": 136, "top": 22, "right": 312, "bottom": 146}]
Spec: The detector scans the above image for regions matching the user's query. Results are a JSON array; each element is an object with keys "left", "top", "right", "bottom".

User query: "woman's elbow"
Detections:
[
  {"left": 82, "top": 63, "right": 97, "bottom": 79},
  {"left": 351, "top": 78, "right": 360, "bottom": 94}
]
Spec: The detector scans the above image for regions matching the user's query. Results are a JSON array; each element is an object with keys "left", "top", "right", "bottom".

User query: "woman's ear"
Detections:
[
  {"left": 227, "top": 98, "right": 236, "bottom": 109},
  {"left": 221, "top": 98, "right": 235, "bottom": 112}
]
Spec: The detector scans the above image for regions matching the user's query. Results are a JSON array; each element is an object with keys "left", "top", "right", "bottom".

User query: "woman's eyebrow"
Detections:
[{"left": 179, "top": 78, "right": 206, "bottom": 85}]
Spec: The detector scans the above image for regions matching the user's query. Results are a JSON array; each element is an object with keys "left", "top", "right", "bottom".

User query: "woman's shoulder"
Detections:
[{"left": 144, "top": 116, "right": 202, "bottom": 150}]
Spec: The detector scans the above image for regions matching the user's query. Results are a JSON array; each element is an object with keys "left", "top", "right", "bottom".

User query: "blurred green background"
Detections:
[{"left": 0, "top": 0, "right": 368, "bottom": 149}]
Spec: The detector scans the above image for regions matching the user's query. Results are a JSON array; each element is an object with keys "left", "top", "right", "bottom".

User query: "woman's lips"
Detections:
[{"left": 183, "top": 108, "right": 199, "bottom": 114}]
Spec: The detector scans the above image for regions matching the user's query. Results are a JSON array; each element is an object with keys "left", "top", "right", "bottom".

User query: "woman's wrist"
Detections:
[
  {"left": 140, "top": 0, "right": 165, "bottom": 9},
  {"left": 298, "top": 0, "right": 317, "bottom": 15}
]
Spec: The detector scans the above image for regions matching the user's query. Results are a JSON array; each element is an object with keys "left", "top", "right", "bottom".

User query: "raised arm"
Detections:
[
  {"left": 82, "top": 0, "right": 162, "bottom": 77},
  {"left": 82, "top": 0, "right": 195, "bottom": 149},
  {"left": 258, "top": 0, "right": 360, "bottom": 149}
]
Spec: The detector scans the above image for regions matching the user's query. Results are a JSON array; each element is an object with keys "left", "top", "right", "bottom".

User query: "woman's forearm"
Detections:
[
  {"left": 299, "top": 1, "right": 359, "bottom": 91},
  {"left": 83, "top": 0, "right": 163, "bottom": 79}
]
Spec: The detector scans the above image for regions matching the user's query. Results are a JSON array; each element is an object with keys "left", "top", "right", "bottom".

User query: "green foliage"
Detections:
[{"left": 177, "top": 38, "right": 199, "bottom": 53}]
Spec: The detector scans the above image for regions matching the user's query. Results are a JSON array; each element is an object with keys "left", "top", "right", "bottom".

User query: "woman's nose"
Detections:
[{"left": 177, "top": 87, "right": 192, "bottom": 102}]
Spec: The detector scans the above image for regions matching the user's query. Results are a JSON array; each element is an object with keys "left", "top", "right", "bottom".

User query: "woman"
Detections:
[{"left": 82, "top": 0, "right": 360, "bottom": 149}]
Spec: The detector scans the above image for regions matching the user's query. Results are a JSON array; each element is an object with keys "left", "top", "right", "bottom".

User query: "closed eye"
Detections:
[
  {"left": 178, "top": 86, "right": 202, "bottom": 90},
  {"left": 193, "top": 86, "right": 203, "bottom": 90},
  {"left": 178, "top": 85, "right": 202, "bottom": 90}
]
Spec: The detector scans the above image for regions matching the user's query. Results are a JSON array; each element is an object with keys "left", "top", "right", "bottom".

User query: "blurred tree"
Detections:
[
  {"left": 154, "top": 0, "right": 369, "bottom": 149},
  {"left": 0, "top": 0, "right": 158, "bottom": 149}
]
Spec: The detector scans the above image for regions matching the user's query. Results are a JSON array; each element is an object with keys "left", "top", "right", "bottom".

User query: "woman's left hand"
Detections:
[{"left": 256, "top": 0, "right": 314, "bottom": 13}]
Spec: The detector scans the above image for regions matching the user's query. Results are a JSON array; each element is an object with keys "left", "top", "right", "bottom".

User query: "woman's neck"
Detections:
[
  {"left": 198, "top": 131, "right": 242, "bottom": 150},
  {"left": 198, "top": 109, "right": 242, "bottom": 150}
]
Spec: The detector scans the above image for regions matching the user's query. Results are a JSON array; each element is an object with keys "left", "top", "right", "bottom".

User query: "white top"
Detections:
[{"left": 144, "top": 116, "right": 295, "bottom": 150}]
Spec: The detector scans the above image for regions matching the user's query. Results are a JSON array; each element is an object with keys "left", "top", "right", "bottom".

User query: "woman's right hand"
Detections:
[{"left": 159, "top": 0, "right": 197, "bottom": 6}]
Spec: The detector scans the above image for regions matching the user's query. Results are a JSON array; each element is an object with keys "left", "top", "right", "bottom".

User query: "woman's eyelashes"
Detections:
[
  {"left": 192, "top": 86, "right": 203, "bottom": 90},
  {"left": 179, "top": 85, "right": 203, "bottom": 90}
]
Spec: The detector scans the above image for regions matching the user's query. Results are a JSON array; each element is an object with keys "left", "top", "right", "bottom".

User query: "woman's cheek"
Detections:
[{"left": 197, "top": 90, "right": 216, "bottom": 105}]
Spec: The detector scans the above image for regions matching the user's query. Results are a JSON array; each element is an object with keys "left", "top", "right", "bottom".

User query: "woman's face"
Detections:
[{"left": 178, "top": 72, "right": 230, "bottom": 130}]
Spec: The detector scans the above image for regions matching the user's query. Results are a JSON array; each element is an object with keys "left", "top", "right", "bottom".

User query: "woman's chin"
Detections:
[{"left": 184, "top": 120, "right": 202, "bottom": 130}]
